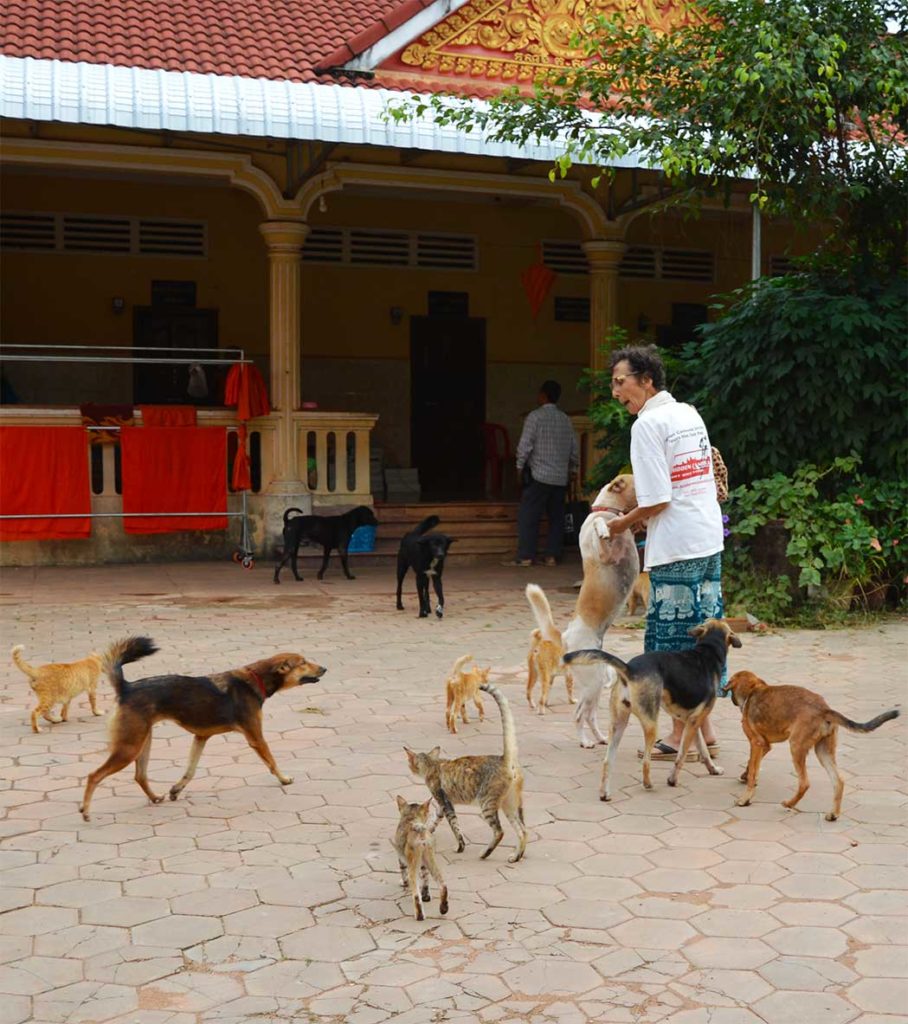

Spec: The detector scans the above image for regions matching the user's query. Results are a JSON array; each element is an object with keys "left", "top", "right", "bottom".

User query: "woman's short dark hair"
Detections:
[{"left": 610, "top": 345, "right": 666, "bottom": 390}]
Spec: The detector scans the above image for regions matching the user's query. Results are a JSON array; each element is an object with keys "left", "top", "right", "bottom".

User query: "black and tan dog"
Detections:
[
  {"left": 728, "top": 670, "right": 900, "bottom": 821},
  {"left": 396, "top": 515, "right": 455, "bottom": 619},
  {"left": 79, "top": 637, "right": 327, "bottom": 821},
  {"left": 274, "top": 504, "right": 378, "bottom": 583},
  {"left": 565, "top": 619, "right": 741, "bottom": 800}
]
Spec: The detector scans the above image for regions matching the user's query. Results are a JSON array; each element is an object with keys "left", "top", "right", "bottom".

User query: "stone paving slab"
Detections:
[{"left": 1, "top": 560, "right": 907, "bottom": 1023}]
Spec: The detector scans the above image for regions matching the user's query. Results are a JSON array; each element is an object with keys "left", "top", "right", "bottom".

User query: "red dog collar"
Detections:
[
  {"left": 590, "top": 505, "right": 626, "bottom": 515},
  {"left": 246, "top": 668, "right": 267, "bottom": 701}
]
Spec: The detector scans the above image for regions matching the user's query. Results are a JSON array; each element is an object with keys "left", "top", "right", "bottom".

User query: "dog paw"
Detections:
[
  {"left": 150, "top": 795, "right": 165, "bottom": 805},
  {"left": 169, "top": 789, "right": 181, "bottom": 801},
  {"left": 825, "top": 812, "right": 839, "bottom": 822},
  {"left": 419, "top": 611, "right": 429, "bottom": 618},
  {"left": 278, "top": 775, "right": 294, "bottom": 786},
  {"left": 435, "top": 607, "right": 444, "bottom": 619},
  {"left": 739, "top": 771, "right": 749, "bottom": 783},
  {"left": 735, "top": 796, "right": 751, "bottom": 807},
  {"left": 440, "top": 899, "right": 449, "bottom": 915},
  {"left": 599, "top": 793, "right": 611, "bottom": 802},
  {"left": 416, "top": 908, "right": 425, "bottom": 922},
  {"left": 710, "top": 765, "right": 725, "bottom": 777},
  {"left": 456, "top": 842, "right": 466, "bottom": 854},
  {"left": 666, "top": 775, "right": 678, "bottom": 787},
  {"left": 421, "top": 890, "right": 431, "bottom": 902}
]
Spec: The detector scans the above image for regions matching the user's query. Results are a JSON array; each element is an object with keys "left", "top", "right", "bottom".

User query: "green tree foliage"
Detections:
[
  {"left": 685, "top": 268, "right": 908, "bottom": 482},
  {"left": 389, "top": 0, "right": 908, "bottom": 271}
]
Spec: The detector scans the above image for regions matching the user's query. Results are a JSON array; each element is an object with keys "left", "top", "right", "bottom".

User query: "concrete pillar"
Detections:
[
  {"left": 256, "top": 220, "right": 309, "bottom": 555},
  {"left": 258, "top": 220, "right": 308, "bottom": 490},
  {"left": 583, "top": 239, "right": 627, "bottom": 371}
]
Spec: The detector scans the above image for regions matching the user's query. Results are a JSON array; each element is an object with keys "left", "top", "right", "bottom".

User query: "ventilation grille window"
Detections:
[
  {"left": 769, "top": 255, "right": 795, "bottom": 277},
  {"left": 620, "top": 247, "right": 659, "bottom": 279},
  {"left": 1, "top": 212, "right": 206, "bottom": 257},
  {"left": 542, "top": 240, "right": 588, "bottom": 275},
  {"left": 303, "top": 226, "right": 477, "bottom": 271},
  {"left": 620, "top": 246, "right": 713, "bottom": 282},
  {"left": 0, "top": 212, "right": 57, "bottom": 251}
]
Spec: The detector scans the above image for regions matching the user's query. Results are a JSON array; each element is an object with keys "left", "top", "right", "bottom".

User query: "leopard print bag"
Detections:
[{"left": 712, "top": 447, "right": 729, "bottom": 503}]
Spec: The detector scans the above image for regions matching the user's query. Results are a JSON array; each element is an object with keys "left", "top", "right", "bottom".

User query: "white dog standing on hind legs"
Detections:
[{"left": 560, "top": 474, "right": 640, "bottom": 747}]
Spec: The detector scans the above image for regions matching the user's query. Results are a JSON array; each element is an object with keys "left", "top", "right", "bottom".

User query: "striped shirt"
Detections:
[{"left": 516, "top": 403, "right": 580, "bottom": 486}]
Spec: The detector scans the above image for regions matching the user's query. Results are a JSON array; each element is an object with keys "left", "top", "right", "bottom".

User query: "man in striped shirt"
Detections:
[{"left": 503, "top": 380, "right": 580, "bottom": 567}]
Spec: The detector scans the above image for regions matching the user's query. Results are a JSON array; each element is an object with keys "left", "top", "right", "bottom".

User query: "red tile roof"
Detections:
[{"left": 0, "top": 0, "right": 436, "bottom": 85}]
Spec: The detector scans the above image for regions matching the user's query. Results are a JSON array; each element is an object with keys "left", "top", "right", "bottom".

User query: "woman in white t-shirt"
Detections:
[{"left": 606, "top": 345, "right": 726, "bottom": 760}]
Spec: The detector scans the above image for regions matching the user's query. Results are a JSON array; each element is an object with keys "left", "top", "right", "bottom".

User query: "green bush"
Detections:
[
  {"left": 726, "top": 456, "right": 908, "bottom": 612},
  {"left": 685, "top": 268, "right": 908, "bottom": 482}
]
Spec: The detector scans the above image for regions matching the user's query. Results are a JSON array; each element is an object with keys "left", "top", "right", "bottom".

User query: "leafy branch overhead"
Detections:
[{"left": 387, "top": 0, "right": 908, "bottom": 268}]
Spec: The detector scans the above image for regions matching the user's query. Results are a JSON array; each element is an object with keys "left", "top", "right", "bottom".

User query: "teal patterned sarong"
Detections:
[{"left": 644, "top": 552, "right": 728, "bottom": 693}]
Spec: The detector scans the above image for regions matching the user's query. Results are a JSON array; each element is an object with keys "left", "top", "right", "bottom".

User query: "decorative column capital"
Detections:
[
  {"left": 259, "top": 220, "right": 309, "bottom": 254},
  {"left": 583, "top": 239, "right": 627, "bottom": 273}
]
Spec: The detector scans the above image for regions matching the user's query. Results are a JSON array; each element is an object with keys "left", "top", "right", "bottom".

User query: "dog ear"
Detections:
[
  {"left": 396, "top": 794, "right": 408, "bottom": 811},
  {"left": 276, "top": 660, "right": 293, "bottom": 674},
  {"left": 608, "top": 477, "right": 626, "bottom": 493},
  {"left": 688, "top": 624, "right": 706, "bottom": 638},
  {"left": 728, "top": 632, "right": 743, "bottom": 648}
]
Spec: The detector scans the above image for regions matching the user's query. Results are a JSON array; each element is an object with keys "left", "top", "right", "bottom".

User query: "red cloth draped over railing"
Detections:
[
  {"left": 139, "top": 405, "right": 198, "bottom": 427},
  {"left": 120, "top": 426, "right": 227, "bottom": 534},
  {"left": 0, "top": 427, "right": 91, "bottom": 540}
]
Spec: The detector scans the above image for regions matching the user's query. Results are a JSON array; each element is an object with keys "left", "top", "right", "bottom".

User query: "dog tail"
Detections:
[
  {"left": 828, "top": 707, "right": 900, "bottom": 734},
  {"left": 564, "top": 647, "right": 631, "bottom": 696},
  {"left": 283, "top": 507, "right": 306, "bottom": 526},
  {"left": 10, "top": 645, "right": 39, "bottom": 683},
  {"left": 103, "top": 636, "right": 158, "bottom": 700},
  {"left": 413, "top": 515, "right": 441, "bottom": 536},
  {"left": 479, "top": 682, "right": 519, "bottom": 775},
  {"left": 449, "top": 653, "right": 474, "bottom": 676},
  {"left": 525, "top": 584, "right": 560, "bottom": 644}
]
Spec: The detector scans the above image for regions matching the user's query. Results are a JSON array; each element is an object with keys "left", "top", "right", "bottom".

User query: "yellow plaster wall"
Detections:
[{"left": 1, "top": 171, "right": 266, "bottom": 403}]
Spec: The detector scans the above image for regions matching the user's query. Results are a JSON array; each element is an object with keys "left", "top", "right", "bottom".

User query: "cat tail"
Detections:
[
  {"left": 525, "top": 584, "right": 560, "bottom": 645},
  {"left": 449, "top": 653, "right": 474, "bottom": 676},
  {"left": 10, "top": 645, "right": 40, "bottom": 683},
  {"left": 479, "top": 682, "right": 519, "bottom": 776},
  {"left": 103, "top": 637, "right": 159, "bottom": 700}
]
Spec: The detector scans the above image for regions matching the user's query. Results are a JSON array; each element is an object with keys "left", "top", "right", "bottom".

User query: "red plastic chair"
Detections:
[{"left": 482, "top": 423, "right": 512, "bottom": 497}]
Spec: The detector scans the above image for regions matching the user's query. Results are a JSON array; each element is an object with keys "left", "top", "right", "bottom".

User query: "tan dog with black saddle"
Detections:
[
  {"left": 727, "top": 670, "right": 900, "bottom": 821},
  {"left": 566, "top": 619, "right": 741, "bottom": 799}
]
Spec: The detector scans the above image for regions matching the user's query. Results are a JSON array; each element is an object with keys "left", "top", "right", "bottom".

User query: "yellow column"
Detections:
[
  {"left": 583, "top": 239, "right": 627, "bottom": 372},
  {"left": 259, "top": 220, "right": 308, "bottom": 488}
]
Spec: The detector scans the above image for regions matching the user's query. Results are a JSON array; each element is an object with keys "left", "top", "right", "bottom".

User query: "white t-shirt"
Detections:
[{"left": 631, "top": 391, "right": 724, "bottom": 571}]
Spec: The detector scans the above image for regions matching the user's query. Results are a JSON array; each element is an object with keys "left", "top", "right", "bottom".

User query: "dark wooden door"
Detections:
[
  {"left": 132, "top": 307, "right": 219, "bottom": 405},
  {"left": 410, "top": 316, "right": 486, "bottom": 500}
]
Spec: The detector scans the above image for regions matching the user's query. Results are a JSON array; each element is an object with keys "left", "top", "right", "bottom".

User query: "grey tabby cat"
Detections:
[{"left": 404, "top": 682, "right": 527, "bottom": 863}]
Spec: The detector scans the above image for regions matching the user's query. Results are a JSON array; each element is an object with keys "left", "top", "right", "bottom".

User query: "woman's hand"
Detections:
[{"left": 608, "top": 515, "right": 632, "bottom": 536}]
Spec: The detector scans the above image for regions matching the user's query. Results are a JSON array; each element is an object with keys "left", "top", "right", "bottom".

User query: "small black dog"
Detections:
[
  {"left": 396, "top": 515, "right": 455, "bottom": 619},
  {"left": 274, "top": 505, "right": 378, "bottom": 584}
]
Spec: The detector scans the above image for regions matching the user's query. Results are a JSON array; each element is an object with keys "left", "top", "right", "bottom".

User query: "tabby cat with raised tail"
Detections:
[
  {"left": 404, "top": 682, "right": 527, "bottom": 863},
  {"left": 391, "top": 796, "right": 449, "bottom": 921}
]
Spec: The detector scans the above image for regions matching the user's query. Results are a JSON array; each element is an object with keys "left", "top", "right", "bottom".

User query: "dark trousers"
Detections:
[{"left": 517, "top": 480, "right": 566, "bottom": 561}]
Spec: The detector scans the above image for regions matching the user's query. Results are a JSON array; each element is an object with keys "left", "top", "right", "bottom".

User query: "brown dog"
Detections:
[
  {"left": 727, "top": 670, "right": 900, "bottom": 821},
  {"left": 444, "top": 654, "right": 490, "bottom": 733},
  {"left": 525, "top": 585, "right": 575, "bottom": 714},
  {"left": 12, "top": 644, "right": 104, "bottom": 733},
  {"left": 626, "top": 571, "right": 650, "bottom": 616},
  {"left": 80, "top": 636, "right": 327, "bottom": 821}
]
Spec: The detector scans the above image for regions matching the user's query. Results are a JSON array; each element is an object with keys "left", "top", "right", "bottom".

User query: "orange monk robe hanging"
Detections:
[
  {"left": 224, "top": 363, "right": 270, "bottom": 491},
  {"left": 521, "top": 263, "right": 557, "bottom": 318}
]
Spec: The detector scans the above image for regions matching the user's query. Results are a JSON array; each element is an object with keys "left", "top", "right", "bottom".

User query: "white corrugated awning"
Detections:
[{"left": 0, "top": 55, "right": 648, "bottom": 169}]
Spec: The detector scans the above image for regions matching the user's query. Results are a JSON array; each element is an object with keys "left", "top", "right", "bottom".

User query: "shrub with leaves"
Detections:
[{"left": 686, "top": 268, "right": 908, "bottom": 483}]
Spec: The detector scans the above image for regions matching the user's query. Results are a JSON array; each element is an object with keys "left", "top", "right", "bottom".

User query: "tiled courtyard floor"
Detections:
[{"left": 1, "top": 559, "right": 906, "bottom": 1024}]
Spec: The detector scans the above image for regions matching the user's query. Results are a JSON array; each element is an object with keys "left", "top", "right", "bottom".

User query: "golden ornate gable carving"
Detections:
[{"left": 400, "top": 0, "right": 704, "bottom": 81}]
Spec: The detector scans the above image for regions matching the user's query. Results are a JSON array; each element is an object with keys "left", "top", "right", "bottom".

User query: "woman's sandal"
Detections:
[{"left": 638, "top": 740, "right": 698, "bottom": 762}]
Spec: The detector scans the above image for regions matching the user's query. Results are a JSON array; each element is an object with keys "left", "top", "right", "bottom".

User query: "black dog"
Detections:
[
  {"left": 396, "top": 515, "right": 455, "bottom": 618},
  {"left": 274, "top": 505, "right": 378, "bottom": 583}
]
